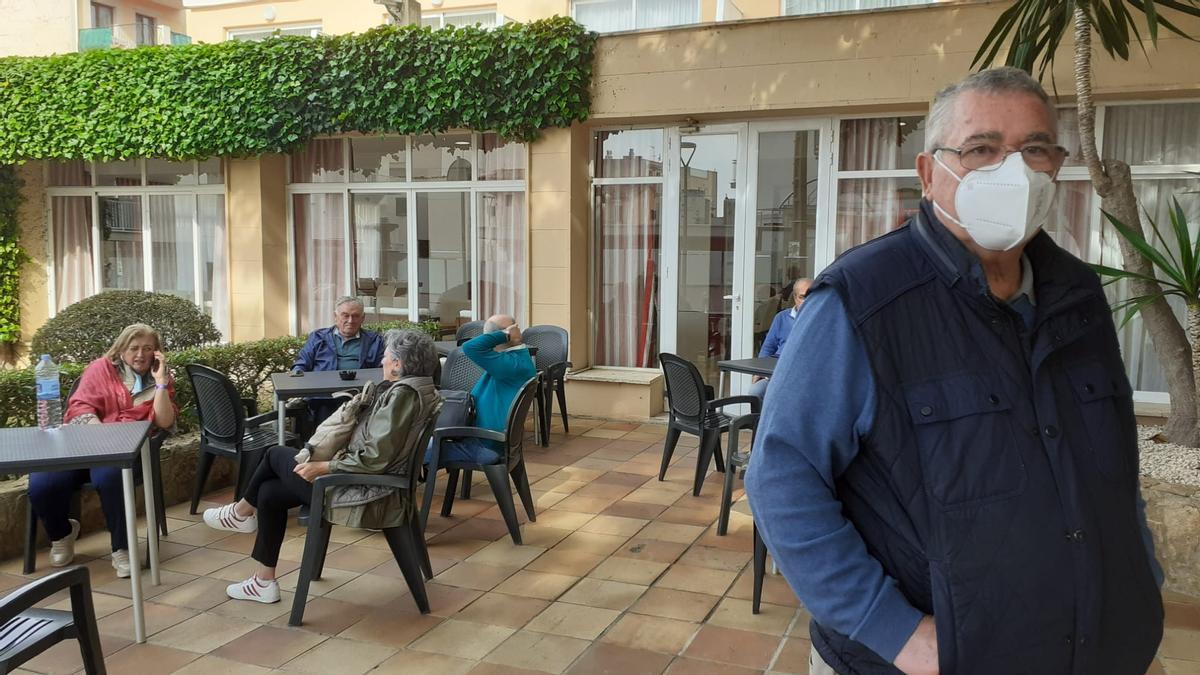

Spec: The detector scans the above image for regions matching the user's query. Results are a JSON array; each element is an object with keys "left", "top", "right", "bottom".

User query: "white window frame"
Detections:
[
  {"left": 226, "top": 23, "right": 322, "bottom": 41},
  {"left": 43, "top": 159, "right": 229, "bottom": 330},
  {"left": 571, "top": 0, "right": 704, "bottom": 33},
  {"left": 780, "top": 0, "right": 939, "bottom": 16},
  {"left": 420, "top": 9, "right": 505, "bottom": 29},
  {"left": 285, "top": 133, "right": 529, "bottom": 334}
]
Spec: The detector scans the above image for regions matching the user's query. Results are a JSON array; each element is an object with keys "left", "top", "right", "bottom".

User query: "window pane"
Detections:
[
  {"left": 1104, "top": 103, "right": 1200, "bottom": 166},
  {"left": 350, "top": 137, "right": 406, "bottom": 183},
  {"left": 294, "top": 193, "right": 346, "bottom": 333},
  {"left": 412, "top": 134, "right": 473, "bottom": 181},
  {"left": 421, "top": 16, "right": 442, "bottom": 28},
  {"left": 146, "top": 159, "right": 195, "bottom": 186},
  {"left": 636, "top": 0, "right": 698, "bottom": 29},
  {"left": 417, "top": 192, "right": 471, "bottom": 333},
  {"left": 99, "top": 195, "right": 143, "bottom": 290},
  {"left": 479, "top": 134, "right": 526, "bottom": 181},
  {"left": 479, "top": 192, "right": 527, "bottom": 324},
  {"left": 48, "top": 160, "right": 92, "bottom": 187},
  {"left": 594, "top": 183, "right": 661, "bottom": 368},
  {"left": 352, "top": 193, "right": 410, "bottom": 321},
  {"left": 198, "top": 195, "right": 229, "bottom": 339},
  {"left": 290, "top": 139, "right": 345, "bottom": 183},
  {"left": 149, "top": 195, "right": 195, "bottom": 301},
  {"left": 96, "top": 160, "right": 142, "bottom": 186},
  {"left": 91, "top": 3, "right": 113, "bottom": 28},
  {"left": 575, "top": 0, "right": 633, "bottom": 32},
  {"left": 834, "top": 177, "right": 921, "bottom": 254},
  {"left": 52, "top": 196, "right": 94, "bottom": 309},
  {"left": 784, "top": 0, "right": 936, "bottom": 15},
  {"left": 445, "top": 12, "right": 496, "bottom": 28},
  {"left": 839, "top": 117, "right": 925, "bottom": 171},
  {"left": 1055, "top": 108, "right": 1086, "bottom": 168},
  {"left": 198, "top": 158, "right": 223, "bottom": 185},
  {"left": 136, "top": 14, "right": 156, "bottom": 46},
  {"left": 593, "top": 129, "right": 664, "bottom": 178}
]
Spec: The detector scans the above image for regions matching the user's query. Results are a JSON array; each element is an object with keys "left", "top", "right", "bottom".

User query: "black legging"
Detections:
[{"left": 243, "top": 446, "right": 311, "bottom": 568}]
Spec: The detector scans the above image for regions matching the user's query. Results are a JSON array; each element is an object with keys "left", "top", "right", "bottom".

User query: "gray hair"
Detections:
[
  {"left": 925, "top": 67, "right": 1056, "bottom": 152},
  {"left": 383, "top": 329, "right": 439, "bottom": 378},
  {"left": 483, "top": 315, "right": 514, "bottom": 334},
  {"left": 334, "top": 296, "right": 364, "bottom": 313}
]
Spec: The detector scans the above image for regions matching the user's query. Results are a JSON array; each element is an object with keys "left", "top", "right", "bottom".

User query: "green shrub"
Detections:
[
  {"left": 31, "top": 291, "right": 222, "bottom": 363},
  {"left": 0, "top": 165, "right": 28, "bottom": 344}
]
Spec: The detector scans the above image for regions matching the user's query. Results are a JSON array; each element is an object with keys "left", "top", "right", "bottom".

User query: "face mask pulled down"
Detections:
[{"left": 932, "top": 151, "right": 1057, "bottom": 251}]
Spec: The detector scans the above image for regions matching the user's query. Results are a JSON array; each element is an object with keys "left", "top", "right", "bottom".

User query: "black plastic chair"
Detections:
[
  {"left": 290, "top": 413, "right": 440, "bottom": 624},
  {"left": 0, "top": 566, "right": 105, "bottom": 674},
  {"left": 752, "top": 523, "right": 769, "bottom": 615},
  {"left": 422, "top": 376, "right": 539, "bottom": 545},
  {"left": 455, "top": 320, "right": 485, "bottom": 346},
  {"left": 24, "top": 379, "right": 169, "bottom": 574},
  {"left": 440, "top": 347, "right": 484, "bottom": 393},
  {"left": 658, "top": 353, "right": 761, "bottom": 497},
  {"left": 522, "top": 325, "right": 571, "bottom": 446},
  {"left": 718, "top": 412, "right": 757, "bottom": 536},
  {"left": 186, "top": 364, "right": 295, "bottom": 514}
]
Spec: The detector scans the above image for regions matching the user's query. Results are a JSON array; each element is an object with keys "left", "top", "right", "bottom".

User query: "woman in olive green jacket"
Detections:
[{"left": 201, "top": 328, "right": 442, "bottom": 604}]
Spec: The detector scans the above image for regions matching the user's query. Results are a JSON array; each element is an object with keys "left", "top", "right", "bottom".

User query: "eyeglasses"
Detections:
[{"left": 935, "top": 142, "right": 1069, "bottom": 175}]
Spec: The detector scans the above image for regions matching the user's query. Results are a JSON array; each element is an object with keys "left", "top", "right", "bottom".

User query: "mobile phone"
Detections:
[{"left": 151, "top": 358, "right": 161, "bottom": 371}]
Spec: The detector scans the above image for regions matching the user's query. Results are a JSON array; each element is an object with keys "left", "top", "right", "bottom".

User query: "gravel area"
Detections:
[{"left": 1138, "top": 426, "right": 1200, "bottom": 487}]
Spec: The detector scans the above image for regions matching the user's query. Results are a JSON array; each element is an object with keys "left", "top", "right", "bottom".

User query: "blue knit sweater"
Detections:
[{"left": 461, "top": 332, "right": 537, "bottom": 445}]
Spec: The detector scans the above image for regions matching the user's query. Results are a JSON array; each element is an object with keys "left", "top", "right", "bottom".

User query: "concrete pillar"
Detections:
[{"left": 226, "top": 155, "right": 289, "bottom": 341}]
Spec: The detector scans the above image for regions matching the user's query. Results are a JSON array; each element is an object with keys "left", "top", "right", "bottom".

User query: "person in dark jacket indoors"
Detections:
[
  {"left": 292, "top": 296, "right": 386, "bottom": 428},
  {"left": 746, "top": 67, "right": 1163, "bottom": 675}
]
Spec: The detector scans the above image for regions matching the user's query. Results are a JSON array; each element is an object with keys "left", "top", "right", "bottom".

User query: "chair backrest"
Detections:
[
  {"left": 659, "top": 352, "right": 710, "bottom": 422},
  {"left": 185, "top": 364, "right": 246, "bottom": 448},
  {"left": 522, "top": 325, "right": 568, "bottom": 371},
  {"left": 501, "top": 375, "right": 541, "bottom": 469},
  {"left": 405, "top": 412, "right": 441, "bottom": 498},
  {"left": 440, "top": 347, "right": 484, "bottom": 392},
  {"left": 455, "top": 320, "right": 485, "bottom": 346}
]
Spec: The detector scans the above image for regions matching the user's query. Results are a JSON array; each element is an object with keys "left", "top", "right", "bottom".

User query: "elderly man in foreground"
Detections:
[
  {"left": 746, "top": 67, "right": 1163, "bottom": 675},
  {"left": 428, "top": 314, "right": 536, "bottom": 465}
]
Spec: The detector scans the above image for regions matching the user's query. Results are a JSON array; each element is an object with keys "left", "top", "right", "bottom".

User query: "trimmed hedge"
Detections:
[
  {"left": 1, "top": 319, "right": 440, "bottom": 431},
  {"left": 0, "top": 18, "right": 595, "bottom": 161},
  {"left": 0, "top": 166, "right": 27, "bottom": 344}
]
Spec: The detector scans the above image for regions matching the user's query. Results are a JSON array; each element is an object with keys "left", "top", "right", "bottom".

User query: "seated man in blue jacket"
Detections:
[
  {"left": 749, "top": 278, "right": 810, "bottom": 399},
  {"left": 292, "top": 296, "right": 386, "bottom": 426},
  {"left": 429, "top": 313, "right": 536, "bottom": 465}
]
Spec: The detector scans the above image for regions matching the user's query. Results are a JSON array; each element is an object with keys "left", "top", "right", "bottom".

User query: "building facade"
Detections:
[{"left": 10, "top": 0, "right": 1200, "bottom": 418}]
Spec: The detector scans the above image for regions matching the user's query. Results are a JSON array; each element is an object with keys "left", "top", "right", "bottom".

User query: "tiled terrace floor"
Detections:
[{"left": 3, "top": 417, "right": 1199, "bottom": 674}]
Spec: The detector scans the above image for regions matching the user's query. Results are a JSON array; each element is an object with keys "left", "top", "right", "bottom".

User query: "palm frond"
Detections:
[{"left": 1102, "top": 209, "right": 1190, "bottom": 289}]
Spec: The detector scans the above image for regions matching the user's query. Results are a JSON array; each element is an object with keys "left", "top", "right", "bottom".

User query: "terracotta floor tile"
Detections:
[
  {"left": 564, "top": 643, "right": 674, "bottom": 675},
  {"left": 624, "top": 488, "right": 688, "bottom": 507},
  {"left": 338, "top": 607, "right": 445, "bottom": 647},
  {"left": 602, "top": 500, "right": 668, "bottom": 520},
  {"left": 552, "top": 532, "right": 630, "bottom": 557},
  {"left": 455, "top": 591, "right": 551, "bottom": 629},
  {"left": 171, "top": 654, "right": 276, "bottom": 674},
  {"left": 594, "top": 472, "right": 654, "bottom": 488},
  {"left": 611, "top": 539, "right": 689, "bottom": 564},
  {"left": 509, "top": 525, "right": 571, "bottom": 549},
  {"left": 371, "top": 556, "right": 456, "bottom": 580},
  {"left": 410, "top": 618, "right": 516, "bottom": 660},
  {"left": 159, "top": 547, "right": 247, "bottom": 576},
  {"left": 600, "top": 614, "right": 699, "bottom": 655},
  {"left": 207, "top": 532, "right": 258, "bottom": 555},
  {"left": 211, "top": 625, "right": 328, "bottom": 668},
  {"left": 695, "top": 526, "right": 755, "bottom": 553},
  {"left": 573, "top": 481, "right": 638, "bottom": 500},
  {"left": 579, "top": 515, "right": 649, "bottom": 537},
  {"left": 1162, "top": 658, "right": 1200, "bottom": 674},
  {"left": 526, "top": 601, "right": 621, "bottom": 640},
  {"left": 685, "top": 624, "right": 782, "bottom": 670},
  {"left": 466, "top": 540, "right": 548, "bottom": 568},
  {"left": 484, "top": 630, "right": 591, "bottom": 674},
  {"left": 373, "top": 649, "right": 477, "bottom": 675},
  {"left": 534, "top": 477, "right": 590, "bottom": 494},
  {"left": 728, "top": 568, "right": 800, "bottom": 608},
  {"left": 22, "top": 632, "right": 130, "bottom": 675},
  {"left": 494, "top": 570, "right": 580, "bottom": 601},
  {"left": 320, "top": 544, "right": 398, "bottom": 572},
  {"left": 162, "top": 522, "right": 239, "bottom": 547},
  {"left": 657, "top": 505, "right": 722, "bottom": 527},
  {"left": 655, "top": 565, "right": 738, "bottom": 595},
  {"left": 423, "top": 582, "right": 485, "bottom": 616},
  {"left": 666, "top": 656, "right": 764, "bottom": 674},
  {"left": 102, "top": 642, "right": 200, "bottom": 675},
  {"left": 559, "top": 578, "right": 647, "bottom": 611},
  {"left": 149, "top": 611, "right": 258, "bottom": 653},
  {"left": 277, "top": 537, "right": 345, "bottom": 564},
  {"left": 553, "top": 494, "right": 620, "bottom": 514},
  {"left": 212, "top": 556, "right": 300, "bottom": 584},
  {"left": 1160, "top": 628, "right": 1200, "bottom": 661},
  {"left": 323, "top": 571, "right": 416, "bottom": 606},
  {"left": 282, "top": 635, "right": 398, "bottom": 674},
  {"left": 677, "top": 545, "right": 751, "bottom": 571},
  {"left": 534, "top": 491, "right": 570, "bottom": 510},
  {"left": 582, "top": 428, "right": 628, "bottom": 440},
  {"left": 426, "top": 534, "right": 493, "bottom": 561},
  {"left": 97, "top": 601, "right": 198, "bottom": 641},
  {"left": 1147, "top": 658, "right": 1168, "bottom": 675},
  {"left": 787, "top": 607, "right": 815, "bottom": 637},
  {"left": 1166, "top": 600, "right": 1200, "bottom": 631},
  {"left": 614, "top": 462, "right": 662, "bottom": 477},
  {"left": 44, "top": 589, "right": 132, "bottom": 620},
  {"left": 588, "top": 557, "right": 670, "bottom": 586},
  {"left": 434, "top": 561, "right": 522, "bottom": 591},
  {"left": 149, "top": 576, "right": 233, "bottom": 611},
  {"left": 707, "top": 597, "right": 795, "bottom": 636},
  {"left": 94, "top": 569, "right": 197, "bottom": 600},
  {"left": 631, "top": 587, "right": 721, "bottom": 623},
  {"left": 532, "top": 510, "right": 596, "bottom": 531},
  {"left": 208, "top": 592, "right": 295, "bottom": 623},
  {"left": 276, "top": 565, "right": 360, "bottom": 597},
  {"left": 527, "top": 549, "right": 607, "bottom": 577},
  {"left": 771, "top": 637, "right": 813, "bottom": 674},
  {"left": 443, "top": 517, "right": 521, "bottom": 541},
  {"left": 470, "top": 662, "right": 553, "bottom": 675},
  {"left": 270, "top": 596, "right": 371, "bottom": 635},
  {"left": 638, "top": 522, "right": 707, "bottom": 545},
  {"left": 553, "top": 467, "right": 608, "bottom": 482}
]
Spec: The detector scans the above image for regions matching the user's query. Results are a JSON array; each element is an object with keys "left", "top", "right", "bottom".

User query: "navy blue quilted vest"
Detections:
[{"left": 809, "top": 203, "right": 1163, "bottom": 675}]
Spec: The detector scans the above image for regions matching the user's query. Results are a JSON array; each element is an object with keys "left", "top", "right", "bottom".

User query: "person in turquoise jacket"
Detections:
[{"left": 430, "top": 314, "right": 537, "bottom": 464}]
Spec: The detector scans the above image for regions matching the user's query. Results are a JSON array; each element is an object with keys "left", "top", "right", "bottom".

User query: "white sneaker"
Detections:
[
  {"left": 49, "top": 519, "right": 80, "bottom": 567},
  {"left": 203, "top": 503, "right": 258, "bottom": 534},
  {"left": 226, "top": 575, "right": 280, "bottom": 604},
  {"left": 111, "top": 549, "right": 131, "bottom": 578}
]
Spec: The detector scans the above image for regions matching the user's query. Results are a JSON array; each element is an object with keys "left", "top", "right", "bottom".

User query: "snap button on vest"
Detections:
[
  {"left": 920, "top": 405, "right": 933, "bottom": 417},
  {"left": 1044, "top": 425, "right": 1059, "bottom": 438},
  {"left": 1083, "top": 383, "right": 1095, "bottom": 394},
  {"left": 988, "top": 394, "right": 1000, "bottom": 405}
]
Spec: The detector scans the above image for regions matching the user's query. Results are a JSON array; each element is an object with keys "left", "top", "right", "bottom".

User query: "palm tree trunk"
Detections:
[{"left": 1072, "top": 5, "right": 1199, "bottom": 445}]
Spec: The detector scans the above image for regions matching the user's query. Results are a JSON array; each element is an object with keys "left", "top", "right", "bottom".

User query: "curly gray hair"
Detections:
[{"left": 383, "top": 329, "right": 439, "bottom": 378}]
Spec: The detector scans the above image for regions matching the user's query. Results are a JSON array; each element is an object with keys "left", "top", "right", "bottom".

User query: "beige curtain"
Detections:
[
  {"left": 52, "top": 196, "right": 94, "bottom": 310},
  {"left": 479, "top": 192, "right": 527, "bottom": 324}
]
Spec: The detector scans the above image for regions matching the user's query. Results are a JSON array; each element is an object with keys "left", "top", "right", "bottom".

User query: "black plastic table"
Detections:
[
  {"left": 717, "top": 357, "right": 779, "bottom": 398},
  {"left": 0, "top": 421, "right": 160, "bottom": 642},
  {"left": 270, "top": 369, "right": 387, "bottom": 445}
]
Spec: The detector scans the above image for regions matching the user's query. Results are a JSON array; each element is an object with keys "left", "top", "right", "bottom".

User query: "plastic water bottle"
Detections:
[{"left": 35, "top": 354, "right": 62, "bottom": 430}]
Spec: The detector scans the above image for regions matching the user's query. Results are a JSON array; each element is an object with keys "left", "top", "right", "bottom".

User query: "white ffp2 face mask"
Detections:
[{"left": 931, "top": 151, "right": 1057, "bottom": 251}]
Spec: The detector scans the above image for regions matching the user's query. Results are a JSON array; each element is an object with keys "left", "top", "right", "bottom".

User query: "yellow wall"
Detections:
[
  {"left": 0, "top": 1, "right": 78, "bottom": 56},
  {"left": 102, "top": 0, "right": 188, "bottom": 35}
]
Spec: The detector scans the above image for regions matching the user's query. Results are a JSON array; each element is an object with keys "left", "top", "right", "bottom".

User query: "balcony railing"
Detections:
[{"left": 78, "top": 24, "right": 191, "bottom": 51}]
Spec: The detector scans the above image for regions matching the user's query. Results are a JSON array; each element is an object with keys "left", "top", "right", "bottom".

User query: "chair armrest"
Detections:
[
  {"left": 433, "top": 426, "right": 506, "bottom": 444},
  {"left": 727, "top": 412, "right": 760, "bottom": 460},
  {"left": 708, "top": 395, "right": 762, "bottom": 414},
  {"left": 0, "top": 566, "right": 90, "bottom": 625},
  {"left": 245, "top": 411, "right": 278, "bottom": 429}
]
